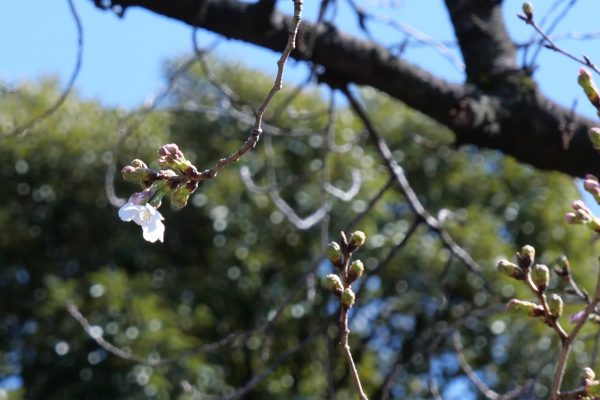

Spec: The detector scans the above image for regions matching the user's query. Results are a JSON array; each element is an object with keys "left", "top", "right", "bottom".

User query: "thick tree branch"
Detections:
[
  {"left": 96, "top": 0, "right": 600, "bottom": 178},
  {"left": 444, "top": 0, "right": 517, "bottom": 84}
]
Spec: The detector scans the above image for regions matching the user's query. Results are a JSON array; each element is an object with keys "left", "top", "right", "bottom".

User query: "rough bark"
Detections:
[{"left": 95, "top": 0, "right": 600, "bottom": 178}]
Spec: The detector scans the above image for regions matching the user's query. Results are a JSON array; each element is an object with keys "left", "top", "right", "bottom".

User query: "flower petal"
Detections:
[
  {"left": 118, "top": 203, "right": 144, "bottom": 222},
  {"left": 142, "top": 217, "right": 165, "bottom": 243}
]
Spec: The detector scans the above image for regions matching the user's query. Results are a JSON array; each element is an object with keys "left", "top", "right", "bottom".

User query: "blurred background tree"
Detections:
[{"left": 1, "top": 57, "right": 599, "bottom": 399}]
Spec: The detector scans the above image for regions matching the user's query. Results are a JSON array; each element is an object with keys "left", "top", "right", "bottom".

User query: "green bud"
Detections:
[
  {"left": 531, "top": 264, "right": 550, "bottom": 292},
  {"left": 122, "top": 159, "right": 150, "bottom": 182},
  {"left": 548, "top": 293, "right": 564, "bottom": 319},
  {"left": 522, "top": 2, "right": 533, "bottom": 19},
  {"left": 341, "top": 287, "right": 355, "bottom": 307},
  {"left": 519, "top": 245, "right": 535, "bottom": 269},
  {"left": 327, "top": 242, "right": 343, "bottom": 265},
  {"left": 130, "top": 159, "right": 147, "bottom": 169},
  {"left": 348, "top": 231, "right": 366, "bottom": 251},
  {"left": 507, "top": 299, "right": 543, "bottom": 317},
  {"left": 171, "top": 181, "right": 198, "bottom": 209},
  {"left": 348, "top": 260, "right": 364, "bottom": 283},
  {"left": 325, "top": 274, "right": 343, "bottom": 296},
  {"left": 590, "top": 127, "right": 600, "bottom": 150},
  {"left": 579, "top": 68, "right": 600, "bottom": 115},
  {"left": 497, "top": 260, "right": 523, "bottom": 280},
  {"left": 554, "top": 255, "right": 570, "bottom": 278}
]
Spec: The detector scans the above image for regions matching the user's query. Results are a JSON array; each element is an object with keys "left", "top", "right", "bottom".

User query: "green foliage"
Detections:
[{"left": 1, "top": 59, "right": 598, "bottom": 399}]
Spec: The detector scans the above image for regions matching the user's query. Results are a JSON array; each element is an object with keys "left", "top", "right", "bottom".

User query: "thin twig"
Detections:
[
  {"left": 341, "top": 86, "right": 486, "bottom": 285},
  {"left": 519, "top": 10, "right": 599, "bottom": 74},
  {"left": 523, "top": 270, "right": 569, "bottom": 341},
  {"left": 196, "top": 0, "right": 303, "bottom": 181},
  {"left": 552, "top": 258, "right": 600, "bottom": 399},
  {"left": 528, "top": 0, "right": 578, "bottom": 68},
  {"left": 1, "top": 0, "right": 83, "bottom": 138},
  {"left": 338, "top": 252, "right": 369, "bottom": 400}
]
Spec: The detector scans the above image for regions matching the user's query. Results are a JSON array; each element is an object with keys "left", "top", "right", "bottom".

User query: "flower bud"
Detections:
[
  {"left": 548, "top": 293, "right": 563, "bottom": 319},
  {"left": 531, "top": 264, "right": 549, "bottom": 292},
  {"left": 564, "top": 211, "right": 582, "bottom": 225},
  {"left": 554, "top": 255, "right": 570, "bottom": 278},
  {"left": 127, "top": 187, "right": 156, "bottom": 205},
  {"left": 157, "top": 143, "right": 195, "bottom": 172},
  {"left": 497, "top": 260, "right": 523, "bottom": 280},
  {"left": 341, "top": 287, "right": 355, "bottom": 307},
  {"left": 122, "top": 159, "right": 151, "bottom": 182},
  {"left": 348, "top": 260, "right": 364, "bottom": 283},
  {"left": 507, "top": 299, "right": 544, "bottom": 317},
  {"left": 171, "top": 181, "right": 199, "bottom": 209},
  {"left": 582, "top": 367, "right": 597, "bottom": 388},
  {"left": 590, "top": 127, "right": 600, "bottom": 150},
  {"left": 130, "top": 159, "right": 148, "bottom": 169},
  {"left": 568, "top": 200, "right": 600, "bottom": 232},
  {"left": 522, "top": 2, "right": 533, "bottom": 20},
  {"left": 348, "top": 231, "right": 366, "bottom": 251},
  {"left": 518, "top": 245, "right": 535, "bottom": 269},
  {"left": 579, "top": 69, "right": 600, "bottom": 114},
  {"left": 327, "top": 242, "right": 343, "bottom": 267},
  {"left": 585, "top": 178, "right": 600, "bottom": 205},
  {"left": 325, "top": 274, "right": 343, "bottom": 296},
  {"left": 158, "top": 143, "right": 184, "bottom": 160},
  {"left": 570, "top": 310, "right": 586, "bottom": 324}
]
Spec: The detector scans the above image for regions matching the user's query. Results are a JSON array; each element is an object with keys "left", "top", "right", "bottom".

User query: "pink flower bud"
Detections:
[
  {"left": 158, "top": 143, "right": 184, "bottom": 159},
  {"left": 572, "top": 200, "right": 588, "bottom": 211},
  {"left": 570, "top": 310, "right": 586, "bottom": 324},
  {"left": 564, "top": 211, "right": 578, "bottom": 224}
]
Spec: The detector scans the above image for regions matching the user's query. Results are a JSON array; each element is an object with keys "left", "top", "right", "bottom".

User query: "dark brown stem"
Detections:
[
  {"left": 339, "top": 304, "right": 369, "bottom": 400},
  {"left": 340, "top": 86, "right": 487, "bottom": 286},
  {"left": 552, "top": 258, "right": 600, "bottom": 399},
  {"left": 523, "top": 271, "right": 568, "bottom": 341},
  {"left": 196, "top": 0, "right": 303, "bottom": 181}
]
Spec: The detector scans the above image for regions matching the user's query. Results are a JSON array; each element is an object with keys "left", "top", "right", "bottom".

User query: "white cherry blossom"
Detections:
[{"left": 118, "top": 203, "right": 165, "bottom": 243}]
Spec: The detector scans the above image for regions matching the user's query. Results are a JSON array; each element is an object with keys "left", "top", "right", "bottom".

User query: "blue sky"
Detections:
[
  {"left": 1, "top": 0, "right": 600, "bottom": 120},
  {"left": 2, "top": 1, "right": 600, "bottom": 396}
]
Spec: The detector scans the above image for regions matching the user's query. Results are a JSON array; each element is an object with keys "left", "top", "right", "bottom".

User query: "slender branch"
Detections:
[
  {"left": 340, "top": 86, "right": 487, "bottom": 286},
  {"left": 527, "top": 0, "right": 579, "bottom": 69},
  {"left": 1, "top": 0, "right": 83, "bottom": 138},
  {"left": 196, "top": 0, "right": 303, "bottom": 181},
  {"left": 552, "top": 258, "right": 600, "bottom": 399},
  {"left": 523, "top": 270, "right": 568, "bottom": 341},
  {"left": 338, "top": 252, "right": 369, "bottom": 400},
  {"left": 520, "top": 11, "right": 599, "bottom": 74}
]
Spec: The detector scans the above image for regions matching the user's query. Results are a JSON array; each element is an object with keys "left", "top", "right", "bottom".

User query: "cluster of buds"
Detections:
[
  {"left": 499, "top": 245, "right": 564, "bottom": 321},
  {"left": 324, "top": 230, "right": 367, "bottom": 308},
  {"left": 564, "top": 200, "right": 600, "bottom": 233},
  {"left": 496, "top": 245, "right": 537, "bottom": 282},
  {"left": 118, "top": 143, "right": 200, "bottom": 243}
]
